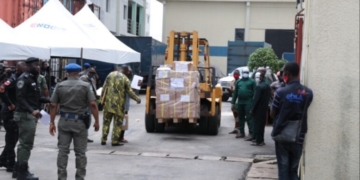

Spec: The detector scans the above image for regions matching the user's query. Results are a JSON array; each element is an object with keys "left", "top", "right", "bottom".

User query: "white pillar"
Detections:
[
  {"left": 162, "top": 0, "right": 166, "bottom": 43},
  {"left": 245, "top": 1, "right": 250, "bottom": 41}
]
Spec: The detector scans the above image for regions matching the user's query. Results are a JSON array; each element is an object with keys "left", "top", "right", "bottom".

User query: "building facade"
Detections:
[
  {"left": 296, "top": 0, "right": 359, "bottom": 179},
  {"left": 158, "top": 0, "right": 297, "bottom": 73},
  {"left": 0, "top": 0, "right": 150, "bottom": 37},
  {"left": 88, "top": 0, "right": 150, "bottom": 36}
]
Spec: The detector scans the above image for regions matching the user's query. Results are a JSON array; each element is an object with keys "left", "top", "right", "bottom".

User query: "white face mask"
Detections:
[
  {"left": 242, "top": 73, "right": 249, "bottom": 78},
  {"left": 255, "top": 78, "right": 260, "bottom": 84}
]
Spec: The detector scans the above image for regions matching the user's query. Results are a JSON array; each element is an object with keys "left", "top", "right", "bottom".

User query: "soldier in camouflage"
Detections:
[{"left": 100, "top": 66, "right": 141, "bottom": 146}]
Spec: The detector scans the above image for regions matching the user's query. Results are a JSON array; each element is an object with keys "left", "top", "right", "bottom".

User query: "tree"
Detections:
[{"left": 247, "top": 48, "right": 285, "bottom": 73}]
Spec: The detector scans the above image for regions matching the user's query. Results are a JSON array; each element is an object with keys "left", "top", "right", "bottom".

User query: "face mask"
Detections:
[
  {"left": 255, "top": 78, "right": 260, "bottom": 84},
  {"left": 233, "top": 74, "right": 240, "bottom": 79},
  {"left": 283, "top": 75, "right": 289, "bottom": 84},
  {"left": 242, "top": 73, "right": 249, "bottom": 78}
]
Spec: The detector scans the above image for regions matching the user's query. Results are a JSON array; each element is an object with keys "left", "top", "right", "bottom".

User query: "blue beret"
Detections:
[
  {"left": 83, "top": 63, "right": 91, "bottom": 67},
  {"left": 65, "top": 63, "right": 82, "bottom": 72}
]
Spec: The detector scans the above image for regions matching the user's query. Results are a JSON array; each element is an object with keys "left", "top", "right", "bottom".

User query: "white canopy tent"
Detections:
[
  {"left": 74, "top": 5, "right": 140, "bottom": 64},
  {"left": 15, "top": 0, "right": 123, "bottom": 64},
  {"left": 0, "top": 19, "right": 50, "bottom": 60}
]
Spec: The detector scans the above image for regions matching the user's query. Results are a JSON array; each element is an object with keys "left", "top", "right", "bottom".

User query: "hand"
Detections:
[
  {"left": 93, "top": 122, "right": 100, "bottom": 132},
  {"left": 4, "top": 68, "right": 11, "bottom": 74},
  {"left": 231, "top": 104, "right": 235, "bottom": 111},
  {"left": 8, "top": 104, "right": 15, "bottom": 111},
  {"left": 137, "top": 80, "right": 143, "bottom": 86},
  {"left": 49, "top": 124, "right": 56, "bottom": 136},
  {"left": 32, "top": 110, "right": 42, "bottom": 119},
  {"left": 137, "top": 99, "right": 141, "bottom": 104}
]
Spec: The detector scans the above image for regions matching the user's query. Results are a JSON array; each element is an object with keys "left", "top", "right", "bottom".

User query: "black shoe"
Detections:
[
  {"left": 87, "top": 139, "right": 94, "bottom": 143},
  {"left": 111, "top": 143, "right": 124, "bottom": 146},
  {"left": 17, "top": 163, "right": 38, "bottom": 180},
  {"left": 0, "top": 160, "right": 6, "bottom": 167},
  {"left": 101, "top": 142, "right": 106, "bottom": 146},
  {"left": 12, "top": 162, "right": 18, "bottom": 178}
]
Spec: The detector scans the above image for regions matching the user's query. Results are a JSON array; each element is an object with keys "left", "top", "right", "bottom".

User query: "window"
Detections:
[
  {"left": 106, "top": 0, "right": 110, "bottom": 12},
  {"left": 123, "top": 5, "right": 127, "bottom": 19},
  {"left": 235, "top": 28, "right": 245, "bottom": 41}
]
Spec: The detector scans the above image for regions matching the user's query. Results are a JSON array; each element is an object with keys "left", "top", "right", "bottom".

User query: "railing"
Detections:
[
  {"left": 127, "top": 19, "right": 132, "bottom": 33},
  {"left": 136, "top": 22, "right": 140, "bottom": 36},
  {"left": 127, "top": 19, "right": 142, "bottom": 36}
]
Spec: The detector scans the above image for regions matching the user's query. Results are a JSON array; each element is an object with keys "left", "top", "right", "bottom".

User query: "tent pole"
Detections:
[{"left": 80, "top": 48, "right": 83, "bottom": 66}]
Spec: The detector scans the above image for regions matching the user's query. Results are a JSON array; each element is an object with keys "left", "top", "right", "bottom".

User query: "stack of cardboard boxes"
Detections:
[{"left": 155, "top": 62, "right": 200, "bottom": 121}]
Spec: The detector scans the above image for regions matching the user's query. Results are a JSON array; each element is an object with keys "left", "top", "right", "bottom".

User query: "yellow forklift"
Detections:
[{"left": 144, "top": 31, "right": 222, "bottom": 135}]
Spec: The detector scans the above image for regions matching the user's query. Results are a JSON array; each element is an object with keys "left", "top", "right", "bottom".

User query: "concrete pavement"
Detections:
[{"left": 0, "top": 96, "right": 277, "bottom": 180}]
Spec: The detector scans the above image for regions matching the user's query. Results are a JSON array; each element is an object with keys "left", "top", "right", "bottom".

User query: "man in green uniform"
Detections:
[
  {"left": 250, "top": 72, "right": 271, "bottom": 146},
  {"left": 80, "top": 68, "right": 97, "bottom": 143},
  {"left": 227, "top": 70, "right": 241, "bottom": 134},
  {"left": 49, "top": 63, "right": 99, "bottom": 180},
  {"left": 14, "top": 58, "right": 50, "bottom": 180},
  {"left": 37, "top": 74, "right": 49, "bottom": 98},
  {"left": 231, "top": 68, "right": 256, "bottom": 139},
  {"left": 101, "top": 66, "right": 141, "bottom": 146}
]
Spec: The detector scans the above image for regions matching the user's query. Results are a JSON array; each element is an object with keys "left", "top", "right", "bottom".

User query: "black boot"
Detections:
[
  {"left": 6, "top": 161, "right": 15, "bottom": 172},
  {"left": 12, "top": 162, "right": 18, "bottom": 179},
  {"left": 0, "top": 160, "right": 6, "bottom": 167},
  {"left": 17, "top": 163, "right": 38, "bottom": 180},
  {"left": 0, "top": 156, "right": 6, "bottom": 167}
]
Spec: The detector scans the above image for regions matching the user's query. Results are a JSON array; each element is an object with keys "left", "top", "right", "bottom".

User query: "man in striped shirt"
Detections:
[{"left": 270, "top": 62, "right": 313, "bottom": 180}]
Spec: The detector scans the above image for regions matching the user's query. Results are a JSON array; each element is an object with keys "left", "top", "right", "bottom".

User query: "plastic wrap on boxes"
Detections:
[
  {"left": 156, "top": 66, "right": 172, "bottom": 79},
  {"left": 172, "top": 61, "right": 197, "bottom": 72},
  {"left": 156, "top": 86, "right": 176, "bottom": 119},
  {"left": 156, "top": 66, "right": 200, "bottom": 119}
]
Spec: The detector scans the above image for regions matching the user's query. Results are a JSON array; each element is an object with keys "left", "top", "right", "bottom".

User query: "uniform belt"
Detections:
[{"left": 60, "top": 112, "right": 84, "bottom": 120}]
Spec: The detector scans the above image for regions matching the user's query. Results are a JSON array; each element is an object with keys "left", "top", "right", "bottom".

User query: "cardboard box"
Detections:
[
  {"left": 172, "top": 61, "right": 197, "bottom": 72},
  {"left": 182, "top": 71, "right": 200, "bottom": 88},
  {"left": 156, "top": 78, "right": 170, "bottom": 88},
  {"left": 182, "top": 102, "right": 200, "bottom": 119},
  {"left": 177, "top": 88, "right": 199, "bottom": 103},
  {"left": 156, "top": 67, "right": 172, "bottom": 79},
  {"left": 156, "top": 87, "right": 176, "bottom": 119}
]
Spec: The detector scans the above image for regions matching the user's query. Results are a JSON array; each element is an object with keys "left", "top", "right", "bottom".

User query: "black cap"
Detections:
[{"left": 26, "top": 57, "right": 40, "bottom": 64}]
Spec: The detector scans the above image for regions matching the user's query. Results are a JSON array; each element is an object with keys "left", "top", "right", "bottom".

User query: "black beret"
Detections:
[{"left": 26, "top": 57, "right": 40, "bottom": 64}]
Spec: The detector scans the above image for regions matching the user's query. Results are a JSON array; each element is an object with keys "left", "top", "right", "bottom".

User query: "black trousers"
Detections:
[
  {"left": 253, "top": 109, "right": 267, "bottom": 143},
  {"left": 0, "top": 111, "right": 18, "bottom": 166}
]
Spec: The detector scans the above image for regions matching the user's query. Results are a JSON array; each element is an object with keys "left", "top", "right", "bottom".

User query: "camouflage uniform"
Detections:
[
  {"left": 101, "top": 71, "right": 140, "bottom": 144},
  {"left": 37, "top": 75, "right": 48, "bottom": 97}
]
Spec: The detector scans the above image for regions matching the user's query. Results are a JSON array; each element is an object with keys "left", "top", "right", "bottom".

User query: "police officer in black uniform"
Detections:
[
  {"left": 0, "top": 62, "right": 26, "bottom": 173},
  {"left": 14, "top": 57, "right": 50, "bottom": 180}
]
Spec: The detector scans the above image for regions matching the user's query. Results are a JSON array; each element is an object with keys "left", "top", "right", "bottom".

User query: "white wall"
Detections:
[
  {"left": 145, "top": 0, "right": 151, "bottom": 36},
  {"left": 163, "top": 1, "right": 296, "bottom": 73},
  {"left": 300, "top": 0, "right": 359, "bottom": 179},
  {"left": 164, "top": 1, "right": 246, "bottom": 46},
  {"left": 90, "top": 0, "right": 117, "bottom": 33},
  {"left": 249, "top": 2, "right": 296, "bottom": 41}
]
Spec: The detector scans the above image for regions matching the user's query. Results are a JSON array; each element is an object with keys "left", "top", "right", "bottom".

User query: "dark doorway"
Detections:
[{"left": 265, "top": 29, "right": 295, "bottom": 59}]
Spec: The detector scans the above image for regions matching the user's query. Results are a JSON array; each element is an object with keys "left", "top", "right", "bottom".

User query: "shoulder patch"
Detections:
[
  {"left": 17, "top": 80, "right": 24, "bottom": 89},
  {"left": 4, "top": 81, "right": 10, "bottom": 86}
]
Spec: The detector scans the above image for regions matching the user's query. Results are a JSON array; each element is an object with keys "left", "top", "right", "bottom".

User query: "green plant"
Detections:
[{"left": 247, "top": 48, "right": 285, "bottom": 73}]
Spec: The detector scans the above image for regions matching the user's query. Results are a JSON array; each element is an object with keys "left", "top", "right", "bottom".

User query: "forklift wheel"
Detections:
[{"left": 145, "top": 113, "right": 155, "bottom": 133}]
